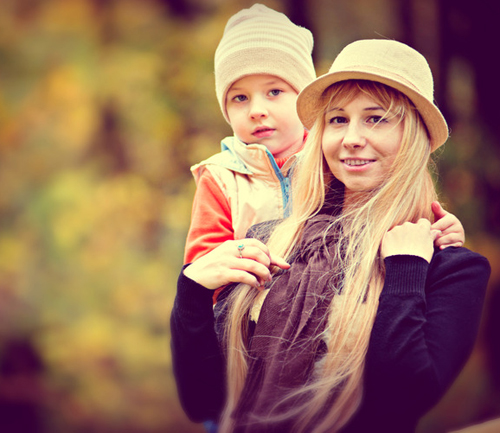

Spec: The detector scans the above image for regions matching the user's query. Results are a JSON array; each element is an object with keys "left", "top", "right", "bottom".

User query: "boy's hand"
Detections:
[{"left": 431, "top": 201, "right": 465, "bottom": 249}]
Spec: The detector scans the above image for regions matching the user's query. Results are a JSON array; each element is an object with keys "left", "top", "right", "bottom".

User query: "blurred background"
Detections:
[{"left": 0, "top": 0, "right": 499, "bottom": 432}]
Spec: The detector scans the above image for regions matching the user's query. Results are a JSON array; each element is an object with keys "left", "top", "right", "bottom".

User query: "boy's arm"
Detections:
[
  {"left": 184, "top": 170, "right": 234, "bottom": 264},
  {"left": 431, "top": 201, "right": 465, "bottom": 249}
]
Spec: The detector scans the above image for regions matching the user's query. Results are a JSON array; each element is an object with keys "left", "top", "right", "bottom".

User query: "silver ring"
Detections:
[{"left": 237, "top": 243, "right": 245, "bottom": 258}]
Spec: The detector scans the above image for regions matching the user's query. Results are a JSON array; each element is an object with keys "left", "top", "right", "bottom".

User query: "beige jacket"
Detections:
[{"left": 190, "top": 135, "right": 297, "bottom": 243}]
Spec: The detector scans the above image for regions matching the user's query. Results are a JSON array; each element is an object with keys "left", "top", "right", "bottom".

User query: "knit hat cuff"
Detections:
[{"left": 216, "top": 47, "right": 315, "bottom": 121}]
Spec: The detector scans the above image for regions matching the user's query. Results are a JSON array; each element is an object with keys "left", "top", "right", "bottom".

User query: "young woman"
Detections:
[{"left": 171, "top": 40, "right": 490, "bottom": 433}]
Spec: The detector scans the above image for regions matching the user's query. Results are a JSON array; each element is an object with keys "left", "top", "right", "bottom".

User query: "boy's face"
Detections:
[{"left": 226, "top": 74, "right": 304, "bottom": 159}]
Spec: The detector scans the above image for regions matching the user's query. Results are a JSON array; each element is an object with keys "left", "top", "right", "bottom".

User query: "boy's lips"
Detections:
[{"left": 252, "top": 126, "right": 275, "bottom": 139}]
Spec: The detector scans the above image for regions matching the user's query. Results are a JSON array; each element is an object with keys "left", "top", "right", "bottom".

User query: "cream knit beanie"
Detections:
[{"left": 215, "top": 3, "right": 316, "bottom": 122}]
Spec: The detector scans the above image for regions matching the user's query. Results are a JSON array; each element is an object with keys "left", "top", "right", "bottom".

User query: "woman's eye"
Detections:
[
  {"left": 368, "top": 115, "right": 386, "bottom": 124},
  {"left": 328, "top": 116, "right": 347, "bottom": 124}
]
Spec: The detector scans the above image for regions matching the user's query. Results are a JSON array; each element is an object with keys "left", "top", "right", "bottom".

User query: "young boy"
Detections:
[
  {"left": 184, "top": 4, "right": 316, "bottom": 266},
  {"left": 184, "top": 4, "right": 464, "bottom": 272}
]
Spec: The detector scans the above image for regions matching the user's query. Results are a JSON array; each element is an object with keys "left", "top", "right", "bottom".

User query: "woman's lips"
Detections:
[
  {"left": 341, "top": 159, "right": 375, "bottom": 170},
  {"left": 342, "top": 159, "right": 374, "bottom": 166}
]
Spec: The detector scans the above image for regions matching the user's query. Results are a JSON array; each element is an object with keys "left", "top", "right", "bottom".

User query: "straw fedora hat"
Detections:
[{"left": 297, "top": 39, "right": 449, "bottom": 151}]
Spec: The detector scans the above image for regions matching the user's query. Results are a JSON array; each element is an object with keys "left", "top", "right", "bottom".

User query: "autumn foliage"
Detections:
[{"left": 0, "top": 1, "right": 498, "bottom": 432}]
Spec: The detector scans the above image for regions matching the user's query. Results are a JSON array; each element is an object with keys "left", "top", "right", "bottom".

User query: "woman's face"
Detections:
[{"left": 321, "top": 92, "right": 403, "bottom": 195}]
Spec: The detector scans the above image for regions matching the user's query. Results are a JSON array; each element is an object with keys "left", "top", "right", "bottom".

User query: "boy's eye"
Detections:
[
  {"left": 232, "top": 95, "right": 247, "bottom": 102},
  {"left": 269, "top": 89, "right": 282, "bottom": 97}
]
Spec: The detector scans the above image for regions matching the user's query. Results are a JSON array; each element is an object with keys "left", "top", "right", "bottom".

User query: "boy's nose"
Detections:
[
  {"left": 342, "top": 123, "right": 367, "bottom": 148},
  {"left": 249, "top": 98, "right": 269, "bottom": 119}
]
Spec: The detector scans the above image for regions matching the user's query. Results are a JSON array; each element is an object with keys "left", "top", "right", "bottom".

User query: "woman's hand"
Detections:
[
  {"left": 183, "top": 239, "right": 290, "bottom": 290},
  {"left": 381, "top": 218, "right": 439, "bottom": 263}
]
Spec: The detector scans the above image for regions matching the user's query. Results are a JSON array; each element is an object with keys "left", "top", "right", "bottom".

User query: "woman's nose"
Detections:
[{"left": 342, "top": 123, "right": 367, "bottom": 148}]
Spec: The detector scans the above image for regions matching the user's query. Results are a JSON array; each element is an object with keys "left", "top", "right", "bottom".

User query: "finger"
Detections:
[
  {"left": 436, "top": 232, "right": 463, "bottom": 244},
  {"left": 434, "top": 233, "right": 464, "bottom": 249},
  {"left": 234, "top": 239, "right": 271, "bottom": 260},
  {"left": 431, "top": 201, "right": 447, "bottom": 220},
  {"left": 270, "top": 253, "right": 290, "bottom": 269},
  {"left": 440, "top": 241, "right": 464, "bottom": 249},
  {"left": 224, "top": 269, "right": 262, "bottom": 289},
  {"left": 233, "top": 257, "right": 273, "bottom": 283},
  {"left": 234, "top": 240, "right": 290, "bottom": 275},
  {"left": 430, "top": 229, "right": 442, "bottom": 241},
  {"left": 237, "top": 238, "right": 270, "bottom": 254},
  {"left": 431, "top": 214, "right": 453, "bottom": 232},
  {"left": 237, "top": 246, "right": 272, "bottom": 268},
  {"left": 417, "top": 218, "right": 432, "bottom": 229}
]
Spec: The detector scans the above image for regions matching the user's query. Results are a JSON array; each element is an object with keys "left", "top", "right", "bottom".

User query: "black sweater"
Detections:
[{"left": 170, "top": 246, "right": 490, "bottom": 432}]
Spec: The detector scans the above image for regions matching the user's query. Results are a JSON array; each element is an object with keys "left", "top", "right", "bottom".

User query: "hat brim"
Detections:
[{"left": 297, "top": 70, "right": 449, "bottom": 151}]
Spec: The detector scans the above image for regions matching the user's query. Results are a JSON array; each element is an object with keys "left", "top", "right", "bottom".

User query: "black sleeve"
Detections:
[
  {"left": 356, "top": 247, "right": 490, "bottom": 429},
  {"left": 169, "top": 266, "right": 226, "bottom": 423}
]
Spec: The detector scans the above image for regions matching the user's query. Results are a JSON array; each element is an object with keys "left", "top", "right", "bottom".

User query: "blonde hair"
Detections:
[{"left": 220, "top": 80, "right": 437, "bottom": 432}]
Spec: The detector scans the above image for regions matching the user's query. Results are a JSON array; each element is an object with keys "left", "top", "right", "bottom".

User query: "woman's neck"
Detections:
[{"left": 342, "top": 189, "right": 373, "bottom": 212}]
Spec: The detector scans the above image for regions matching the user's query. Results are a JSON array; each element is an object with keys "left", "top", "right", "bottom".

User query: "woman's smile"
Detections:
[{"left": 342, "top": 158, "right": 375, "bottom": 168}]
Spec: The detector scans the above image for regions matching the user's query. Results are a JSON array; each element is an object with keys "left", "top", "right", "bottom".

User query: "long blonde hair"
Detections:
[{"left": 220, "top": 80, "right": 437, "bottom": 432}]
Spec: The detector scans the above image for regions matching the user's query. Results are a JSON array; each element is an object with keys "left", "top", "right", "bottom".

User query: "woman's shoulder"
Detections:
[
  {"left": 430, "top": 246, "right": 491, "bottom": 279},
  {"left": 432, "top": 245, "right": 489, "bottom": 265}
]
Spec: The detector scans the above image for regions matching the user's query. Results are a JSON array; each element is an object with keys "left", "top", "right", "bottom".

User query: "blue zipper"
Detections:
[{"left": 265, "top": 149, "right": 292, "bottom": 218}]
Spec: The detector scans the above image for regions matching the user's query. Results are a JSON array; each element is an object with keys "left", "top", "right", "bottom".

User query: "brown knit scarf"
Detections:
[{"left": 220, "top": 210, "right": 343, "bottom": 432}]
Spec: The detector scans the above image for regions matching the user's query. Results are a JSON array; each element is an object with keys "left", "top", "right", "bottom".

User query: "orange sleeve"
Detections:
[{"left": 184, "top": 170, "right": 234, "bottom": 264}]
